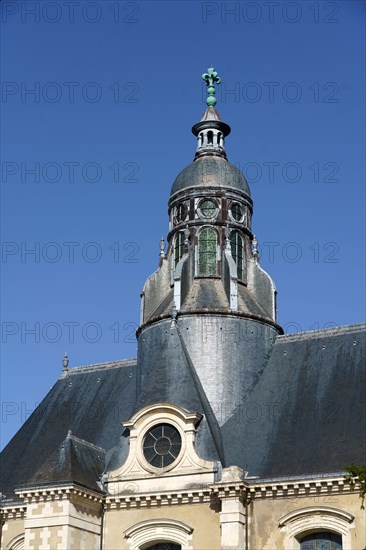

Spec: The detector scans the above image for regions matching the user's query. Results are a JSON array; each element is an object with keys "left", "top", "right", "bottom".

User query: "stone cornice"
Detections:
[
  {"left": 15, "top": 484, "right": 104, "bottom": 505},
  {"left": 169, "top": 185, "right": 253, "bottom": 208},
  {"left": 3, "top": 488, "right": 218, "bottom": 513},
  {"left": 106, "top": 488, "right": 215, "bottom": 509},
  {"left": 137, "top": 309, "right": 283, "bottom": 337},
  {"left": 211, "top": 474, "right": 359, "bottom": 500},
  {"left": 0, "top": 504, "right": 26, "bottom": 520},
  {"left": 4, "top": 475, "right": 358, "bottom": 514}
]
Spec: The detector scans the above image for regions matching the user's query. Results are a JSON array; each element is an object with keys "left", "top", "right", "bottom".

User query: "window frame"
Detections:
[
  {"left": 174, "top": 231, "right": 185, "bottom": 268},
  {"left": 124, "top": 519, "right": 193, "bottom": 550},
  {"left": 299, "top": 531, "right": 342, "bottom": 549},
  {"left": 230, "top": 202, "right": 244, "bottom": 223},
  {"left": 279, "top": 507, "right": 353, "bottom": 550},
  {"left": 143, "top": 543, "right": 181, "bottom": 550},
  {"left": 197, "top": 226, "right": 218, "bottom": 277},
  {"left": 197, "top": 199, "right": 218, "bottom": 221},
  {"left": 7, "top": 534, "right": 25, "bottom": 550},
  {"left": 229, "top": 230, "right": 244, "bottom": 281},
  {"left": 142, "top": 422, "right": 182, "bottom": 470},
  {"left": 174, "top": 203, "right": 187, "bottom": 225}
]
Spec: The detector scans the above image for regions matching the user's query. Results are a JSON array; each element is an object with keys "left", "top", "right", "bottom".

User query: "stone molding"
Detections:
[
  {"left": 106, "top": 488, "right": 214, "bottom": 510},
  {"left": 5, "top": 533, "right": 25, "bottom": 550},
  {"left": 0, "top": 505, "right": 26, "bottom": 520},
  {"left": 211, "top": 474, "right": 358, "bottom": 501},
  {"left": 278, "top": 506, "right": 355, "bottom": 549},
  {"left": 15, "top": 484, "right": 104, "bottom": 505},
  {"left": 124, "top": 518, "right": 193, "bottom": 550},
  {"left": 6, "top": 474, "right": 358, "bottom": 511},
  {"left": 278, "top": 506, "right": 355, "bottom": 527},
  {"left": 108, "top": 403, "right": 216, "bottom": 494}
]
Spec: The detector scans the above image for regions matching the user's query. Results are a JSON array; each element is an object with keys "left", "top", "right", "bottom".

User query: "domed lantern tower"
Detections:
[{"left": 136, "top": 69, "right": 283, "bottom": 465}]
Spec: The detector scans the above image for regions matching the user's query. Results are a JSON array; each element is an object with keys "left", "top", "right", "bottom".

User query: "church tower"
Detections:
[
  {"left": 137, "top": 68, "right": 283, "bottom": 467},
  {"left": 1, "top": 67, "right": 365, "bottom": 550}
]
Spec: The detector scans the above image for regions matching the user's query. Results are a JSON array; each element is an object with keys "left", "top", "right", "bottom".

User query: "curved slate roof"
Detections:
[
  {"left": 170, "top": 156, "right": 251, "bottom": 198},
  {"left": 144, "top": 279, "right": 270, "bottom": 322},
  {"left": 26, "top": 433, "right": 105, "bottom": 493},
  {"left": 1, "top": 324, "right": 365, "bottom": 503},
  {"left": 221, "top": 323, "right": 366, "bottom": 476},
  {"left": 0, "top": 359, "right": 137, "bottom": 502}
]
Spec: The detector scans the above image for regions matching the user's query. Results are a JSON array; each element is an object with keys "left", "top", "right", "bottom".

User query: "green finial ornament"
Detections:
[{"left": 202, "top": 67, "right": 221, "bottom": 107}]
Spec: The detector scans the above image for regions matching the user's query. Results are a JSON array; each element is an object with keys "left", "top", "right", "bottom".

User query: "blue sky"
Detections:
[{"left": 1, "top": 0, "right": 365, "bottom": 449}]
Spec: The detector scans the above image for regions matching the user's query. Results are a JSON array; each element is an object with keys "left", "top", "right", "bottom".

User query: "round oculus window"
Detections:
[
  {"left": 199, "top": 199, "right": 217, "bottom": 219},
  {"left": 231, "top": 203, "right": 243, "bottom": 221},
  {"left": 143, "top": 423, "right": 182, "bottom": 469}
]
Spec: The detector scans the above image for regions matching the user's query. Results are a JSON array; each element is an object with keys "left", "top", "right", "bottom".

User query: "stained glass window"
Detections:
[
  {"left": 143, "top": 423, "right": 182, "bottom": 469},
  {"left": 300, "top": 532, "right": 342, "bottom": 550},
  {"left": 198, "top": 228, "right": 217, "bottom": 276},
  {"left": 230, "top": 231, "right": 244, "bottom": 280},
  {"left": 146, "top": 544, "right": 181, "bottom": 550},
  {"left": 199, "top": 200, "right": 216, "bottom": 219},
  {"left": 174, "top": 232, "right": 185, "bottom": 267}
]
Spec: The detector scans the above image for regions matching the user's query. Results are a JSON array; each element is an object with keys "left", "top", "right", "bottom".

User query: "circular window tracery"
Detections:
[
  {"left": 198, "top": 199, "right": 217, "bottom": 219},
  {"left": 143, "top": 423, "right": 182, "bottom": 469}
]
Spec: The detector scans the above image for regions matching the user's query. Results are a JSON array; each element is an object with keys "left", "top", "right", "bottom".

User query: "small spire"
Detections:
[
  {"left": 202, "top": 67, "right": 221, "bottom": 107},
  {"left": 225, "top": 224, "right": 231, "bottom": 250},
  {"left": 192, "top": 68, "right": 230, "bottom": 160},
  {"left": 62, "top": 352, "right": 69, "bottom": 370},
  {"left": 159, "top": 236, "right": 165, "bottom": 258},
  {"left": 171, "top": 302, "right": 178, "bottom": 328},
  {"left": 252, "top": 235, "right": 259, "bottom": 263},
  {"left": 184, "top": 226, "right": 190, "bottom": 245}
]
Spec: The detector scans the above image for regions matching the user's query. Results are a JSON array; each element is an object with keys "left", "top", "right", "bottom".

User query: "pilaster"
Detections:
[
  {"left": 16, "top": 485, "right": 104, "bottom": 550},
  {"left": 220, "top": 497, "right": 246, "bottom": 549}
]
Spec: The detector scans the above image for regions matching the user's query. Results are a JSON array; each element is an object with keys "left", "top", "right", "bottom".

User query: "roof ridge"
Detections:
[
  {"left": 66, "top": 432, "right": 105, "bottom": 453},
  {"left": 277, "top": 322, "right": 366, "bottom": 342},
  {"left": 176, "top": 325, "right": 226, "bottom": 465},
  {"left": 247, "top": 471, "right": 347, "bottom": 484},
  {"left": 60, "top": 358, "right": 137, "bottom": 377}
]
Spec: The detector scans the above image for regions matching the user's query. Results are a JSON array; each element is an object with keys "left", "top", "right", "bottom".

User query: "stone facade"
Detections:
[{"left": 1, "top": 475, "right": 364, "bottom": 549}]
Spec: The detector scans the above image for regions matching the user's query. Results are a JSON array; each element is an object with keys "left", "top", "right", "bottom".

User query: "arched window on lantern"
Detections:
[
  {"left": 230, "top": 231, "right": 244, "bottom": 280},
  {"left": 174, "top": 231, "right": 185, "bottom": 267},
  {"left": 198, "top": 228, "right": 217, "bottom": 276}
]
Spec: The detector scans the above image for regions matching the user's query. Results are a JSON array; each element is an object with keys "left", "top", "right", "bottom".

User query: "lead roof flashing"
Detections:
[
  {"left": 65, "top": 432, "right": 105, "bottom": 454},
  {"left": 60, "top": 357, "right": 137, "bottom": 378},
  {"left": 277, "top": 322, "right": 366, "bottom": 343}
]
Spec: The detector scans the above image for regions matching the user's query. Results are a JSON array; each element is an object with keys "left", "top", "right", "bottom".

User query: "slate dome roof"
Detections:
[{"left": 170, "top": 156, "right": 251, "bottom": 198}]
